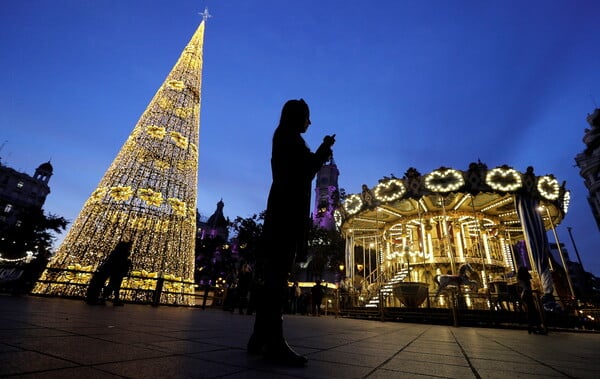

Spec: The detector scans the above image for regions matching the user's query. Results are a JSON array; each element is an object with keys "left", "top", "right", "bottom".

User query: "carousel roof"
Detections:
[{"left": 336, "top": 163, "right": 569, "bottom": 241}]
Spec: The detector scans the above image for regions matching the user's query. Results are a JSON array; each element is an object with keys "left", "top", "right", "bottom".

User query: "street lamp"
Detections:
[
  {"left": 566, "top": 227, "right": 586, "bottom": 272},
  {"left": 538, "top": 206, "right": 576, "bottom": 299}
]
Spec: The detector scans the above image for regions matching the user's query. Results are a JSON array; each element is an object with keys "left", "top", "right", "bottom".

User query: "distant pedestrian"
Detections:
[
  {"left": 86, "top": 241, "right": 132, "bottom": 306},
  {"left": 517, "top": 266, "right": 546, "bottom": 334},
  {"left": 289, "top": 281, "right": 301, "bottom": 314},
  {"left": 237, "top": 263, "right": 253, "bottom": 314},
  {"left": 311, "top": 281, "right": 325, "bottom": 316}
]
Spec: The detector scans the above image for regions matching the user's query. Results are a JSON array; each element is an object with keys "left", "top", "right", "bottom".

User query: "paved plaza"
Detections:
[{"left": 0, "top": 295, "right": 598, "bottom": 378}]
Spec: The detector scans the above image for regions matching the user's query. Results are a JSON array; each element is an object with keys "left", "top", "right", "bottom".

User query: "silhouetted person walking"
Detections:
[
  {"left": 517, "top": 266, "right": 546, "bottom": 334},
  {"left": 247, "top": 99, "right": 335, "bottom": 366},
  {"left": 237, "top": 263, "right": 253, "bottom": 314},
  {"left": 289, "top": 281, "right": 301, "bottom": 314},
  {"left": 311, "top": 280, "right": 325, "bottom": 316},
  {"left": 86, "top": 241, "right": 132, "bottom": 306}
]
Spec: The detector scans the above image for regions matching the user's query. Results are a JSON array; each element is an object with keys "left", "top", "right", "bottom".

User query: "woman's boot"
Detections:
[{"left": 262, "top": 315, "right": 307, "bottom": 366}]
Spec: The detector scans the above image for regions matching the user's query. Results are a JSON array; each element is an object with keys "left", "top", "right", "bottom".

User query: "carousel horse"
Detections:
[{"left": 434, "top": 263, "right": 479, "bottom": 298}]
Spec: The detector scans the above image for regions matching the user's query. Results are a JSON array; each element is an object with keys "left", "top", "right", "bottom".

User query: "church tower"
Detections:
[
  {"left": 313, "top": 156, "right": 340, "bottom": 230},
  {"left": 198, "top": 199, "right": 229, "bottom": 241},
  {"left": 34, "top": 161, "right": 53, "bottom": 184},
  {"left": 33, "top": 15, "right": 209, "bottom": 305}
]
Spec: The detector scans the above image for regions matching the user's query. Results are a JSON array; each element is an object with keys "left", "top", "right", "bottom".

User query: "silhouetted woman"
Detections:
[{"left": 247, "top": 99, "right": 335, "bottom": 366}]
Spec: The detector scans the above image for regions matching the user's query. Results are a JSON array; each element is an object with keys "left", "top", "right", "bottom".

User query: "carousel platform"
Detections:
[{"left": 1, "top": 295, "right": 599, "bottom": 378}]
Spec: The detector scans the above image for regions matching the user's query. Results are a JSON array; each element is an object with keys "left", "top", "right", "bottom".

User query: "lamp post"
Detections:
[
  {"left": 539, "top": 206, "right": 575, "bottom": 299},
  {"left": 566, "top": 227, "right": 586, "bottom": 272}
]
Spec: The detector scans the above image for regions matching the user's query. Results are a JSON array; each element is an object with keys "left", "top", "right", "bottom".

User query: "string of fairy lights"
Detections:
[{"left": 31, "top": 20, "right": 207, "bottom": 305}]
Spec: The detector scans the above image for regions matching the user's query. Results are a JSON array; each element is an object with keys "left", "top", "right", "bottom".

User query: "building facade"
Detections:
[
  {"left": 0, "top": 160, "right": 53, "bottom": 257},
  {"left": 0, "top": 161, "right": 52, "bottom": 228},
  {"left": 575, "top": 108, "right": 600, "bottom": 231}
]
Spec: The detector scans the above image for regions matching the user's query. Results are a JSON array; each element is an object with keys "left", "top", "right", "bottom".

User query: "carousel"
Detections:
[{"left": 335, "top": 162, "right": 570, "bottom": 310}]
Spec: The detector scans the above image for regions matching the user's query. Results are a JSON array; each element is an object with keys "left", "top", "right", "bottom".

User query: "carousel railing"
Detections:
[{"left": 336, "top": 283, "right": 599, "bottom": 331}]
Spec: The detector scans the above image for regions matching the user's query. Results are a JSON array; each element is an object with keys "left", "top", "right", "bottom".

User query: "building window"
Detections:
[
  {"left": 17, "top": 181, "right": 24, "bottom": 189},
  {"left": 4, "top": 204, "right": 12, "bottom": 213}
]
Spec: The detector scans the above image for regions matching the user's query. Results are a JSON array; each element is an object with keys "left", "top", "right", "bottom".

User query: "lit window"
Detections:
[
  {"left": 4, "top": 204, "right": 12, "bottom": 213},
  {"left": 17, "top": 181, "right": 24, "bottom": 188}
]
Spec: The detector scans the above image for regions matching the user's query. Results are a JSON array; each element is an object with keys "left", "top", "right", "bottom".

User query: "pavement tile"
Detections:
[
  {"left": 392, "top": 350, "right": 469, "bottom": 366},
  {"left": 475, "top": 368, "right": 565, "bottom": 378},
  {"left": 15, "top": 366, "right": 124, "bottom": 379},
  {"left": 368, "top": 368, "right": 449, "bottom": 378},
  {"left": 10, "top": 334, "right": 167, "bottom": 365},
  {"left": 143, "top": 339, "right": 227, "bottom": 354},
  {"left": 559, "top": 367, "right": 600, "bottom": 379},
  {"left": 0, "top": 350, "right": 76, "bottom": 376},
  {"left": 219, "top": 369, "right": 309, "bottom": 378},
  {"left": 469, "top": 357, "right": 566, "bottom": 377},
  {"left": 89, "top": 330, "right": 181, "bottom": 344},
  {"left": 95, "top": 355, "right": 242, "bottom": 378},
  {"left": 327, "top": 343, "right": 399, "bottom": 356},
  {"left": 383, "top": 357, "right": 476, "bottom": 378},
  {"left": 307, "top": 348, "right": 390, "bottom": 368},
  {"left": 0, "top": 343, "right": 20, "bottom": 353},
  {"left": 0, "top": 327, "right": 73, "bottom": 341},
  {"left": 404, "top": 344, "right": 464, "bottom": 357},
  {"left": 267, "top": 358, "right": 373, "bottom": 379}
]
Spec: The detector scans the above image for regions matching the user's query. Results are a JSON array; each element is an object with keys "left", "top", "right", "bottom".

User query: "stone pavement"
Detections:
[{"left": 0, "top": 296, "right": 598, "bottom": 378}]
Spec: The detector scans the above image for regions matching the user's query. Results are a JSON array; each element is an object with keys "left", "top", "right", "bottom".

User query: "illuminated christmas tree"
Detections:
[{"left": 33, "top": 14, "right": 209, "bottom": 305}]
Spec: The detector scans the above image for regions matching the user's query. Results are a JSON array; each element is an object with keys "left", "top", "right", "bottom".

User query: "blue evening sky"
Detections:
[{"left": 1, "top": 1, "right": 599, "bottom": 274}]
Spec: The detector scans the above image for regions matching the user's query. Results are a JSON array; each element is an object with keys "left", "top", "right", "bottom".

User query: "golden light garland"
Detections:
[
  {"left": 110, "top": 186, "right": 133, "bottom": 201},
  {"left": 154, "top": 160, "right": 170, "bottom": 170},
  {"left": 138, "top": 188, "right": 163, "bottom": 207},
  {"left": 167, "top": 79, "right": 185, "bottom": 90},
  {"left": 169, "top": 131, "right": 189, "bottom": 149},
  {"left": 424, "top": 168, "right": 464, "bottom": 192},
  {"left": 344, "top": 194, "right": 363, "bottom": 215},
  {"left": 146, "top": 125, "right": 167, "bottom": 140},
  {"left": 89, "top": 187, "right": 107, "bottom": 202},
  {"left": 537, "top": 175, "right": 560, "bottom": 200},
  {"left": 168, "top": 198, "right": 187, "bottom": 217},
  {"left": 485, "top": 167, "right": 522, "bottom": 192},
  {"left": 373, "top": 179, "right": 406, "bottom": 202},
  {"left": 334, "top": 209, "right": 342, "bottom": 228},
  {"left": 562, "top": 190, "right": 570, "bottom": 214},
  {"left": 158, "top": 97, "right": 173, "bottom": 110}
]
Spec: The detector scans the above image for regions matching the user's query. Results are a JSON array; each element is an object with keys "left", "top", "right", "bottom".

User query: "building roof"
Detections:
[{"left": 36, "top": 161, "right": 53, "bottom": 173}]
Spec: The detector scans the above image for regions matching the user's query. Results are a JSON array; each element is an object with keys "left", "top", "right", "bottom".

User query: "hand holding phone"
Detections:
[{"left": 323, "top": 134, "right": 336, "bottom": 147}]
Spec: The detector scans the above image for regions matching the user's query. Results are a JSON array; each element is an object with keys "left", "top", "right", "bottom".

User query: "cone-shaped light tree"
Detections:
[{"left": 33, "top": 18, "right": 208, "bottom": 305}]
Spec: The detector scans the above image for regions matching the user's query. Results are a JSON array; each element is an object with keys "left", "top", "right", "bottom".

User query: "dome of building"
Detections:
[
  {"left": 37, "top": 161, "right": 53, "bottom": 173},
  {"left": 207, "top": 199, "right": 228, "bottom": 228}
]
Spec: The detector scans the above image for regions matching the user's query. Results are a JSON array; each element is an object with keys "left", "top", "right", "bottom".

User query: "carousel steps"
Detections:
[{"left": 365, "top": 268, "right": 411, "bottom": 308}]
